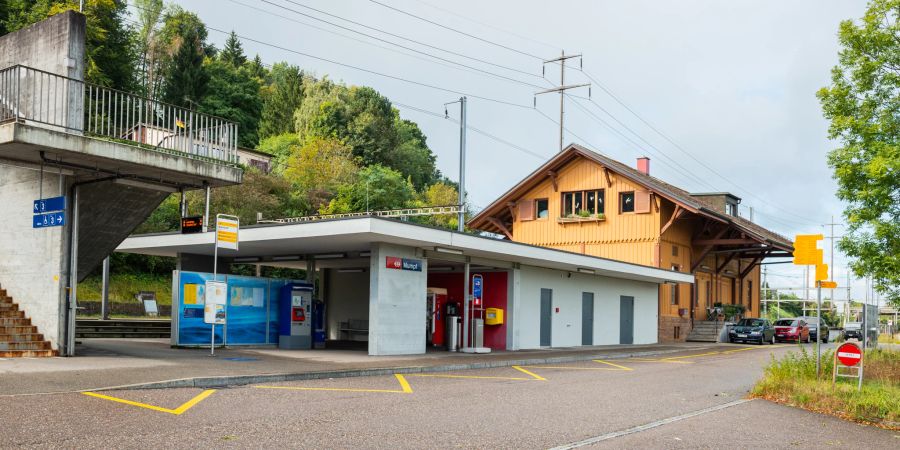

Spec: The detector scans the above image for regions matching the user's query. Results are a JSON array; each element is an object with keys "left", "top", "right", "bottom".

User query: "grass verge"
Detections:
[
  {"left": 750, "top": 346, "right": 900, "bottom": 429},
  {"left": 77, "top": 273, "right": 172, "bottom": 305}
]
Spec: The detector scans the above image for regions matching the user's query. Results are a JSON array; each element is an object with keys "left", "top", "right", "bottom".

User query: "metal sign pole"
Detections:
[
  {"left": 211, "top": 218, "right": 219, "bottom": 357},
  {"left": 816, "top": 281, "right": 822, "bottom": 378}
]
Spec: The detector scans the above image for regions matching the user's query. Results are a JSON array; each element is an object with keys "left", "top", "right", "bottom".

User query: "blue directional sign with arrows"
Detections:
[
  {"left": 34, "top": 196, "right": 66, "bottom": 213},
  {"left": 33, "top": 212, "right": 65, "bottom": 228},
  {"left": 32, "top": 196, "right": 66, "bottom": 228}
]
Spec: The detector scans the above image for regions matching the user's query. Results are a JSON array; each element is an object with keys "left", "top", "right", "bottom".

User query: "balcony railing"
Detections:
[{"left": 0, "top": 65, "right": 238, "bottom": 165}]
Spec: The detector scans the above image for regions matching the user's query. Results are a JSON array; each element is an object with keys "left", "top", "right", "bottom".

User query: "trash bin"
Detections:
[{"left": 446, "top": 315, "right": 460, "bottom": 351}]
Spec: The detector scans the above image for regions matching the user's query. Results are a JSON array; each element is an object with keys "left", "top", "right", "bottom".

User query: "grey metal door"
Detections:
[
  {"left": 581, "top": 292, "right": 594, "bottom": 345},
  {"left": 619, "top": 295, "right": 634, "bottom": 344},
  {"left": 540, "top": 288, "right": 552, "bottom": 347}
]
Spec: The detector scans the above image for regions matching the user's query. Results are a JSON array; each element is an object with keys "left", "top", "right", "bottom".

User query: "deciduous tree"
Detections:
[{"left": 818, "top": 0, "right": 900, "bottom": 306}]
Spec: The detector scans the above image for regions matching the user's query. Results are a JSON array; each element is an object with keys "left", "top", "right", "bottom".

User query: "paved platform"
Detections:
[{"left": 0, "top": 339, "right": 714, "bottom": 395}]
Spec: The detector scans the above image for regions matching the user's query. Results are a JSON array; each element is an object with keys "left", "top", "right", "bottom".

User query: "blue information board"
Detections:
[
  {"left": 472, "top": 274, "right": 483, "bottom": 302},
  {"left": 34, "top": 196, "right": 66, "bottom": 213},
  {"left": 33, "top": 212, "right": 65, "bottom": 228}
]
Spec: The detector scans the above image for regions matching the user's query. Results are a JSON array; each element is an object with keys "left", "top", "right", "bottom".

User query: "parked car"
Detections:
[
  {"left": 728, "top": 318, "right": 775, "bottom": 345},
  {"left": 774, "top": 318, "right": 810, "bottom": 343},
  {"left": 799, "top": 316, "right": 829, "bottom": 343},
  {"left": 843, "top": 322, "right": 862, "bottom": 341}
]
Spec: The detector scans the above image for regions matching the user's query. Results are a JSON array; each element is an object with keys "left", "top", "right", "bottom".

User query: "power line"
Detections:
[
  {"left": 200, "top": 25, "right": 534, "bottom": 109},
  {"left": 566, "top": 95, "right": 721, "bottom": 192},
  {"left": 415, "top": 0, "right": 560, "bottom": 52},
  {"left": 577, "top": 69, "right": 823, "bottom": 226},
  {"left": 367, "top": 0, "right": 545, "bottom": 60},
  {"left": 275, "top": 0, "right": 543, "bottom": 78},
  {"left": 393, "top": 101, "right": 549, "bottom": 160},
  {"left": 225, "top": 0, "right": 542, "bottom": 86}
]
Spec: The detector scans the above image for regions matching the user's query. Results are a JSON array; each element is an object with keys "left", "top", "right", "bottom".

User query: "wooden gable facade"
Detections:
[{"left": 469, "top": 144, "right": 793, "bottom": 342}]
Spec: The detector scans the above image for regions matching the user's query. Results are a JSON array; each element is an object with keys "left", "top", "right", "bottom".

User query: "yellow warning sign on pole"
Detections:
[
  {"left": 815, "top": 263, "right": 828, "bottom": 281},
  {"left": 820, "top": 281, "right": 838, "bottom": 289},
  {"left": 793, "top": 234, "right": 824, "bottom": 265}
]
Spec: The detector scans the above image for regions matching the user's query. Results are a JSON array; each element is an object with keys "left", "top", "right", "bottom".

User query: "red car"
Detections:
[{"left": 774, "top": 318, "right": 811, "bottom": 343}]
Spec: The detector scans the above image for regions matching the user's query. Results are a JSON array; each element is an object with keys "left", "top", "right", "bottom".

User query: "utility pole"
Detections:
[
  {"left": 535, "top": 51, "right": 590, "bottom": 152},
  {"left": 445, "top": 97, "right": 467, "bottom": 232},
  {"left": 824, "top": 216, "right": 843, "bottom": 302}
]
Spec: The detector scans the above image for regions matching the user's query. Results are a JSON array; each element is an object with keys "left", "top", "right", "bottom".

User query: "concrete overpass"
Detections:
[{"left": 0, "top": 12, "right": 242, "bottom": 355}]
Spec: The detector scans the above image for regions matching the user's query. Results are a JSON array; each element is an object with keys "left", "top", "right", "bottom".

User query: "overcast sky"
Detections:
[{"left": 153, "top": 0, "right": 882, "bottom": 305}]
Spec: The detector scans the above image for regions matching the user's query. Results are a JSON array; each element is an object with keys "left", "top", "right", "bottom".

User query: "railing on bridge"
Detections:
[
  {"left": 0, "top": 65, "right": 238, "bottom": 164},
  {"left": 262, "top": 205, "right": 464, "bottom": 224}
]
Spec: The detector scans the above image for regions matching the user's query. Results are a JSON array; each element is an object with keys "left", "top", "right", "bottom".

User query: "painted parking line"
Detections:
[
  {"left": 255, "top": 374, "right": 413, "bottom": 394},
  {"left": 655, "top": 345, "right": 792, "bottom": 362},
  {"left": 81, "top": 389, "right": 216, "bottom": 416},
  {"left": 409, "top": 365, "right": 547, "bottom": 382},
  {"left": 592, "top": 359, "right": 634, "bottom": 371},
  {"left": 629, "top": 357, "right": 694, "bottom": 364}
]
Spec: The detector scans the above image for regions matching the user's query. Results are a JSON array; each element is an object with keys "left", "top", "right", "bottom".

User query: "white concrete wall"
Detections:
[
  {"left": 368, "top": 243, "right": 427, "bottom": 355},
  {"left": 516, "top": 266, "right": 658, "bottom": 349},
  {"left": 0, "top": 164, "right": 70, "bottom": 349},
  {"left": 325, "top": 269, "right": 369, "bottom": 341}
]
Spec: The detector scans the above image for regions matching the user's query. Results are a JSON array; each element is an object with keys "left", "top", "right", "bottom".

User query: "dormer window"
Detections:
[{"left": 726, "top": 202, "right": 738, "bottom": 217}]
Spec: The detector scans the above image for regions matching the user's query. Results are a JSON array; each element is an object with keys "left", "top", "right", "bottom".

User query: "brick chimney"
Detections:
[{"left": 637, "top": 157, "right": 650, "bottom": 175}]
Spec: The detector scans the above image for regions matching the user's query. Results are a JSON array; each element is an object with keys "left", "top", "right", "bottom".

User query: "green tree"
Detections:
[
  {"left": 259, "top": 62, "right": 305, "bottom": 140},
  {"left": 3, "top": 0, "right": 136, "bottom": 89},
  {"left": 219, "top": 31, "right": 246, "bottom": 67},
  {"left": 391, "top": 117, "right": 439, "bottom": 189},
  {"left": 134, "top": 0, "right": 164, "bottom": 97},
  {"left": 416, "top": 182, "right": 459, "bottom": 229},
  {"left": 201, "top": 57, "right": 263, "bottom": 148},
  {"left": 257, "top": 132, "right": 302, "bottom": 172},
  {"left": 818, "top": 0, "right": 900, "bottom": 307},
  {"left": 282, "top": 136, "right": 359, "bottom": 212},
  {"left": 158, "top": 6, "right": 209, "bottom": 108},
  {"left": 321, "top": 164, "right": 415, "bottom": 214}
]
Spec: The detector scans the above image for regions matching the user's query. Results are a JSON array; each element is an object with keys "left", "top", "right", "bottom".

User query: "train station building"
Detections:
[{"left": 118, "top": 217, "right": 692, "bottom": 356}]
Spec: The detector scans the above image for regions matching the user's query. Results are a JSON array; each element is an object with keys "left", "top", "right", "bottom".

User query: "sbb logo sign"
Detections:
[{"left": 386, "top": 256, "right": 403, "bottom": 269}]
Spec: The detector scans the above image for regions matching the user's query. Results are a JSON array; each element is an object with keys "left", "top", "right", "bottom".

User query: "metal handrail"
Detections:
[
  {"left": 264, "top": 205, "right": 464, "bottom": 224},
  {"left": 0, "top": 64, "right": 238, "bottom": 165}
]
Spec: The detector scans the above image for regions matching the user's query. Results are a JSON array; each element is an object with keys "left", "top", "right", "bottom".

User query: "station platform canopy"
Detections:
[{"left": 118, "top": 216, "right": 692, "bottom": 285}]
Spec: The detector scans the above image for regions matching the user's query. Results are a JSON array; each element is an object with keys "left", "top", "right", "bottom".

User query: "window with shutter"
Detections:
[
  {"left": 634, "top": 190, "right": 652, "bottom": 213},
  {"left": 518, "top": 200, "right": 535, "bottom": 221}
]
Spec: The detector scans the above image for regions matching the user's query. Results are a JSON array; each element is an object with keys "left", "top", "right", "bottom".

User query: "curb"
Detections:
[{"left": 91, "top": 346, "right": 707, "bottom": 392}]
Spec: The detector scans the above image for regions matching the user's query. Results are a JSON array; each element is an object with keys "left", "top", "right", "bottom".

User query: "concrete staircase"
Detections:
[
  {"left": 0, "top": 288, "right": 57, "bottom": 357},
  {"left": 686, "top": 320, "right": 723, "bottom": 343},
  {"left": 76, "top": 319, "right": 170, "bottom": 339}
]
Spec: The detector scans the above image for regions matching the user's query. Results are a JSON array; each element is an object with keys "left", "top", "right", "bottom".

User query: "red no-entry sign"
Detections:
[{"left": 836, "top": 343, "right": 862, "bottom": 367}]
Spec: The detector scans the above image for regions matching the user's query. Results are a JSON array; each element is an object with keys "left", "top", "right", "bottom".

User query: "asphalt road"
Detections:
[{"left": 2, "top": 343, "right": 897, "bottom": 449}]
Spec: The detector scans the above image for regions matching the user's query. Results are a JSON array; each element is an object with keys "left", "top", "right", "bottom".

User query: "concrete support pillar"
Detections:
[
  {"left": 507, "top": 267, "right": 521, "bottom": 350},
  {"left": 368, "top": 243, "right": 427, "bottom": 355}
]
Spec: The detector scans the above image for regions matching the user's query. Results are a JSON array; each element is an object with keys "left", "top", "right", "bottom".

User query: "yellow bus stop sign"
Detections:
[
  {"left": 820, "top": 281, "right": 838, "bottom": 289},
  {"left": 793, "top": 234, "right": 824, "bottom": 265}
]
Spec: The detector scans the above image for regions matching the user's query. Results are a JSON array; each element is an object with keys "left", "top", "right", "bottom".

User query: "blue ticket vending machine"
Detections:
[
  {"left": 279, "top": 282, "right": 314, "bottom": 349},
  {"left": 313, "top": 300, "right": 326, "bottom": 349}
]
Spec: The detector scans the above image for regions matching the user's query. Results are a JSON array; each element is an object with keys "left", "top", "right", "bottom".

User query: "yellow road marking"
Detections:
[
  {"left": 660, "top": 351, "right": 722, "bottom": 361},
  {"left": 511, "top": 365, "right": 547, "bottom": 381},
  {"left": 255, "top": 374, "right": 413, "bottom": 394},
  {"left": 629, "top": 358, "right": 693, "bottom": 364},
  {"left": 395, "top": 374, "right": 414, "bottom": 393},
  {"left": 409, "top": 373, "right": 532, "bottom": 381},
  {"left": 523, "top": 365, "right": 629, "bottom": 371},
  {"left": 592, "top": 359, "right": 634, "bottom": 371},
  {"left": 81, "top": 389, "right": 216, "bottom": 416}
]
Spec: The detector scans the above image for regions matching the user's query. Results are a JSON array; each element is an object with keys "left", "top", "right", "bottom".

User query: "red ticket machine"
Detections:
[{"left": 427, "top": 287, "right": 448, "bottom": 347}]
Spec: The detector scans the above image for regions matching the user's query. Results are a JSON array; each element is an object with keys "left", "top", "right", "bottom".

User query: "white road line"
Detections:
[{"left": 549, "top": 399, "right": 753, "bottom": 449}]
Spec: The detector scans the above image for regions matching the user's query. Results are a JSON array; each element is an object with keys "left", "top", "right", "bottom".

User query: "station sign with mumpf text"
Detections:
[{"left": 386, "top": 256, "right": 422, "bottom": 272}]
